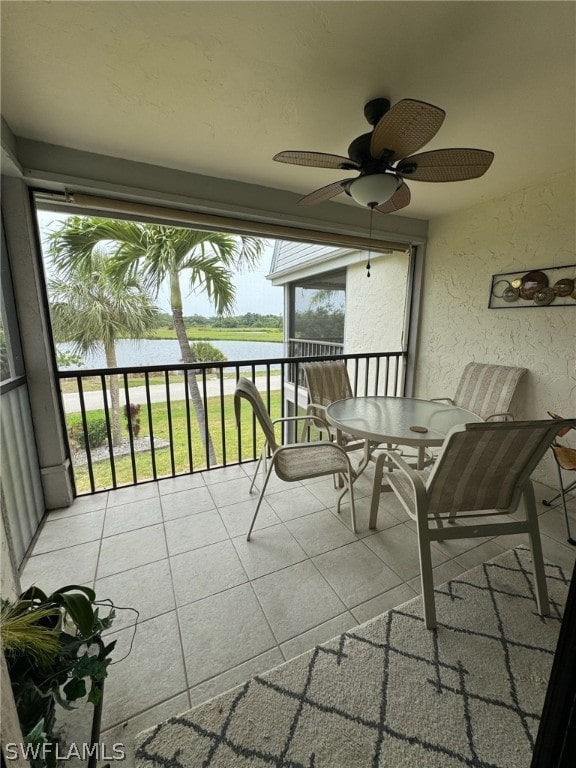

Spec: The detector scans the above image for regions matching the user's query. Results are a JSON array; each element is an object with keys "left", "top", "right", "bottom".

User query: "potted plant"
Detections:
[{"left": 1, "top": 584, "right": 116, "bottom": 768}]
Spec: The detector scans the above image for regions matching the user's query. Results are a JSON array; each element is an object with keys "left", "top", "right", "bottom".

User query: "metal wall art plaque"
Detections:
[{"left": 489, "top": 264, "right": 576, "bottom": 309}]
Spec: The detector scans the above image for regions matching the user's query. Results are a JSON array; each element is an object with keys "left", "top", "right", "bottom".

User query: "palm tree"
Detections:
[
  {"left": 49, "top": 249, "right": 160, "bottom": 446},
  {"left": 49, "top": 217, "right": 264, "bottom": 464}
]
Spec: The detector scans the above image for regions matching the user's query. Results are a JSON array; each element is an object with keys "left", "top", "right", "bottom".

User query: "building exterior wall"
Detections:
[
  {"left": 345, "top": 250, "right": 410, "bottom": 354},
  {"left": 413, "top": 170, "right": 575, "bottom": 485},
  {"left": 344, "top": 250, "right": 411, "bottom": 394}
]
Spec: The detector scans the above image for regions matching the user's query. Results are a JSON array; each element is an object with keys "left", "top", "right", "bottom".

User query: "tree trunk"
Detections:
[
  {"left": 105, "top": 342, "right": 121, "bottom": 447},
  {"left": 171, "top": 304, "right": 218, "bottom": 467}
]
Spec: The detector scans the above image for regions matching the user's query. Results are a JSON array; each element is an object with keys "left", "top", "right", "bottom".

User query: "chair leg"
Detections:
[
  {"left": 246, "top": 463, "right": 274, "bottom": 541},
  {"left": 249, "top": 450, "right": 264, "bottom": 494},
  {"left": 369, "top": 453, "right": 386, "bottom": 529},
  {"left": 335, "top": 470, "right": 357, "bottom": 534},
  {"left": 555, "top": 463, "right": 576, "bottom": 546},
  {"left": 416, "top": 521, "right": 437, "bottom": 630},
  {"left": 542, "top": 478, "right": 576, "bottom": 508},
  {"left": 523, "top": 483, "right": 550, "bottom": 617}
]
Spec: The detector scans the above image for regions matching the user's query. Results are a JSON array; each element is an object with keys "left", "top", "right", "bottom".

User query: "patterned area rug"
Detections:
[{"left": 134, "top": 547, "right": 570, "bottom": 768}]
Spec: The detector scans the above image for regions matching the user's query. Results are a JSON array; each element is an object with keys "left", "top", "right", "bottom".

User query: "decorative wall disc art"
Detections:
[{"left": 489, "top": 264, "right": 576, "bottom": 308}]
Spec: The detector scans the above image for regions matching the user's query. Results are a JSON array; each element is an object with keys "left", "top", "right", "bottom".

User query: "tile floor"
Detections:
[{"left": 20, "top": 461, "right": 576, "bottom": 765}]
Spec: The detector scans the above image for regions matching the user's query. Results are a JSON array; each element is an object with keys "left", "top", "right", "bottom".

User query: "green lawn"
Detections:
[
  {"left": 71, "top": 391, "right": 286, "bottom": 493},
  {"left": 147, "top": 326, "right": 283, "bottom": 342}
]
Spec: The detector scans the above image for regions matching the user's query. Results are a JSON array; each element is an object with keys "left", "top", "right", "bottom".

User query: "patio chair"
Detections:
[
  {"left": 542, "top": 412, "right": 576, "bottom": 546},
  {"left": 302, "top": 361, "right": 398, "bottom": 476},
  {"left": 431, "top": 362, "right": 527, "bottom": 421},
  {"left": 234, "top": 377, "right": 357, "bottom": 540},
  {"left": 373, "top": 417, "right": 576, "bottom": 629},
  {"left": 301, "top": 361, "right": 363, "bottom": 451}
]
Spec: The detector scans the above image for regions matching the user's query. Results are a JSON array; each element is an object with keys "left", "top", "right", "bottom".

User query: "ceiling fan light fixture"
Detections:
[{"left": 348, "top": 173, "right": 401, "bottom": 208}]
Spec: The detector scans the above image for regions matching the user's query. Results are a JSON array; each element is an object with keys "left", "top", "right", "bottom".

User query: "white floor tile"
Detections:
[
  {"left": 32, "top": 510, "right": 105, "bottom": 554},
  {"left": 104, "top": 497, "right": 162, "bottom": 537},
  {"left": 251, "top": 559, "right": 347, "bottom": 643},
  {"left": 106, "top": 483, "right": 160, "bottom": 508},
  {"left": 363, "top": 522, "right": 449, "bottom": 580},
  {"left": 160, "top": 486, "right": 216, "bottom": 521},
  {"left": 102, "top": 612, "right": 186, "bottom": 730},
  {"left": 164, "top": 510, "right": 228, "bottom": 556},
  {"left": 178, "top": 583, "right": 277, "bottom": 687},
  {"left": 158, "top": 473, "right": 206, "bottom": 495},
  {"left": 231, "top": 524, "right": 307, "bottom": 579},
  {"left": 313, "top": 540, "right": 403, "bottom": 608},
  {"left": 21, "top": 540, "right": 101, "bottom": 593},
  {"left": 97, "top": 524, "right": 167, "bottom": 579},
  {"left": 218, "top": 497, "right": 280, "bottom": 538},
  {"left": 264, "top": 485, "right": 326, "bottom": 521},
  {"left": 284, "top": 509, "right": 358, "bottom": 557},
  {"left": 95, "top": 558, "right": 175, "bottom": 631},
  {"left": 170, "top": 539, "right": 248, "bottom": 606}
]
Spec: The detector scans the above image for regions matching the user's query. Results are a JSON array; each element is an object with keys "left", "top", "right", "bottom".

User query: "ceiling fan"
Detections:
[{"left": 273, "top": 98, "right": 494, "bottom": 213}]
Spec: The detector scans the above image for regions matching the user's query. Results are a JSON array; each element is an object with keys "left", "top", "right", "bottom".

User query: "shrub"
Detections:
[
  {"left": 67, "top": 412, "right": 109, "bottom": 450},
  {"left": 189, "top": 340, "right": 227, "bottom": 364},
  {"left": 124, "top": 403, "right": 141, "bottom": 438}
]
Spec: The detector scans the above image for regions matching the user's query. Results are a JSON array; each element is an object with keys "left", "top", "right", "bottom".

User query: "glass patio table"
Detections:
[{"left": 326, "top": 396, "right": 483, "bottom": 524}]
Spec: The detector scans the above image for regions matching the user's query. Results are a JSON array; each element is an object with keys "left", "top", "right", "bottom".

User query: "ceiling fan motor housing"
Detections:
[{"left": 363, "top": 98, "right": 391, "bottom": 126}]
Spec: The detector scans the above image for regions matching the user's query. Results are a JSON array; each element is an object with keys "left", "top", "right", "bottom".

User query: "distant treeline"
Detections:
[{"left": 153, "top": 312, "right": 283, "bottom": 329}]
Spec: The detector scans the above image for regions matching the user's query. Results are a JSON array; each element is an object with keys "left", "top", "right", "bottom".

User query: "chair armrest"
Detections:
[
  {"left": 381, "top": 449, "right": 429, "bottom": 517},
  {"left": 272, "top": 414, "right": 332, "bottom": 432},
  {"left": 306, "top": 402, "right": 328, "bottom": 417},
  {"left": 382, "top": 449, "right": 426, "bottom": 483},
  {"left": 429, "top": 397, "right": 454, "bottom": 405},
  {"left": 485, "top": 412, "right": 513, "bottom": 422}
]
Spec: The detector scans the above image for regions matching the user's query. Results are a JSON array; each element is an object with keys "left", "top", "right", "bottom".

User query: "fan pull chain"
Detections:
[{"left": 366, "top": 205, "right": 375, "bottom": 277}]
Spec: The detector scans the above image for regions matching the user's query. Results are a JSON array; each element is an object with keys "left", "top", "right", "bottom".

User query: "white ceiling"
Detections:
[{"left": 1, "top": 1, "right": 574, "bottom": 220}]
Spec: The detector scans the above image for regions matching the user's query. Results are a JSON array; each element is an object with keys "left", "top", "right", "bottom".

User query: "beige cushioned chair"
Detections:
[
  {"left": 431, "top": 362, "right": 527, "bottom": 421},
  {"left": 301, "top": 361, "right": 364, "bottom": 451},
  {"left": 234, "top": 377, "right": 357, "bottom": 540},
  {"left": 372, "top": 418, "right": 575, "bottom": 629}
]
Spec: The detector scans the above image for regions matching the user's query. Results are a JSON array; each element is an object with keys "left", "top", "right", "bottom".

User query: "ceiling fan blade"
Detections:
[
  {"left": 298, "top": 179, "right": 354, "bottom": 207},
  {"left": 396, "top": 148, "right": 494, "bottom": 181},
  {"left": 370, "top": 99, "right": 446, "bottom": 162},
  {"left": 273, "top": 151, "right": 359, "bottom": 170},
  {"left": 374, "top": 181, "right": 411, "bottom": 214}
]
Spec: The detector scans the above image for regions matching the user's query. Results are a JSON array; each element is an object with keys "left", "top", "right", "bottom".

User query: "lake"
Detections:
[{"left": 57, "top": 339, "right": 285, "bottom": 370}]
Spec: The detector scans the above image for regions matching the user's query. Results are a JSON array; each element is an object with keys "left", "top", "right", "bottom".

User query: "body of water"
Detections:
[{"left": 58, "top": 338, "right": 285, "bottom": 370}]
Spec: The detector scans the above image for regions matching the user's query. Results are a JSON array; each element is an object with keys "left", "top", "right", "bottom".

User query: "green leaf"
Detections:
[
  {"left": 63, "top": 676, "right": 86, "bottom": 702},
  {"left": 20, "top": 586, "right": 48, "bottom": 603},
  {"left": 24, "top": 717, "right": 47, "bottom": 745},
  {"left": 87, "top": 683, "right": 103, "bottom": 706},
  {"left": 51, "top": 585, "right": 96, "bottom": 602},
  {"left": 58, "top": 594, "right": 95, "bottom": 638},
  {"left": 74, "top": 654, "right": 110, "bottom": 682}
]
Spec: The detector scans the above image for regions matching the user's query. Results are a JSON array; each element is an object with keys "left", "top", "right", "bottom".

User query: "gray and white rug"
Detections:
[{"left": 134, "top": 547, "right": 570, "bottom": 768}]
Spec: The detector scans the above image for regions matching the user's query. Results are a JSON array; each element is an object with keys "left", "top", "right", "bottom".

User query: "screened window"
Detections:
[{"left": 291, "top": 271, "right": 346, "bottom": 344}]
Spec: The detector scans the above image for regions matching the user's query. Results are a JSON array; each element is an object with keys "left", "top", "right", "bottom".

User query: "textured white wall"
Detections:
[{"left": 414, "top": 170, "right": 575, "bottom": 485}]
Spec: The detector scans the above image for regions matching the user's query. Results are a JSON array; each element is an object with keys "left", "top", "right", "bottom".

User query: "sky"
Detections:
[{"left": 36, "top": 210, "right": 283, "bottom": 317}]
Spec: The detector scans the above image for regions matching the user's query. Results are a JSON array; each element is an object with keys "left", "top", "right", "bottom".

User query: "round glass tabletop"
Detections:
[{"left": 326, "top": 396, "right": 482, "bottom": 446}]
